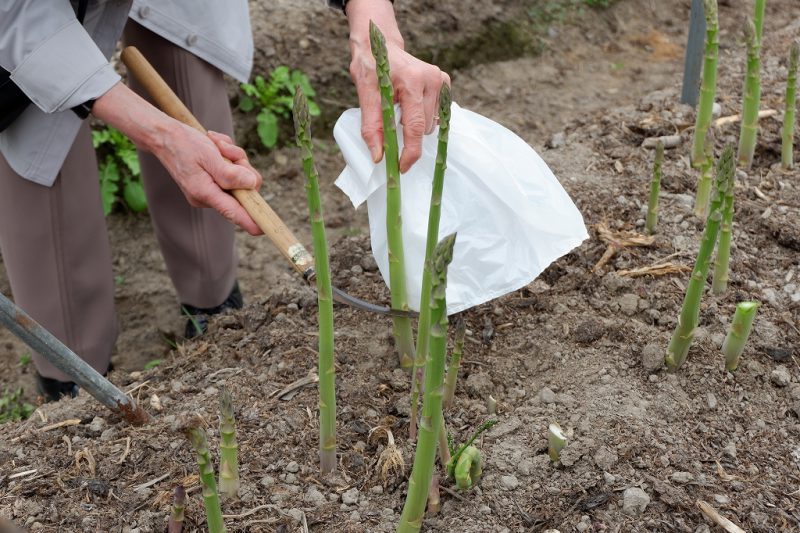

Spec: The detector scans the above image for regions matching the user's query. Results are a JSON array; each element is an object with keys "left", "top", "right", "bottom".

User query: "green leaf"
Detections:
[
  {"left": 239, "top": 95, "right": 254, "bottom": 112},
  {"left": 123, "top": 179, "right": 148, "bottom": 212},
  {"left": 99, "top": 157, "right": 120, "bottom": 216},
  {"left": 256, "top": 110, "right": 279, "bottom": 148},
  {"left": 92, "top": 128, "right": 111, "bottom": 148},
  {"left": 144, "top": 359, "right": 163, "bottom": 370},
  {"left": 118, "top": 146, "right": 140, "bottom": 176},
  {"left": 291, "top": 70, "right": 316, "bottom": 97},
  {"left": 308, "top": 100, "right": 321, "bottom": 117}
]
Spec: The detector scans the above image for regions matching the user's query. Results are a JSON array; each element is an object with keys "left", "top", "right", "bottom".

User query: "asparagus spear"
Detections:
[
  {"left": 711, "top": 158, "right": 735, "bottom": 294},
  {"left": 186, "top": 427, "right": 226, "bottom": 533},
  {"left": 737, "top": 15, "right": 764, "bottom": 169},
  {"left": 665, "top": 144, "right": 734, "bottom": 371},
  {"left": 397, "top": 234, "right": 457, "bottom": 533},
  {"left": 167, "top": 485, "right": 186, "bottom": 533},
  {"left": 646, "top": 141, "right": 664, "bottom": 235},
  {"left": 722, "top": 301, "right": 760, "bottom": 371},
  {"left": 782, "top": 42, "right": 799, "bottom": 169},
  {"left": 442, "top": 316, "right": 465, "bottom": 409},
  {"left": 410, "top": 84, "right": 453, "bottom": 439},
  {"left": 370, "top": 21, "right": 415, "bottom": 369},
  {"left": 293, "top": 88, "right": 337, "bottom": 474},
  {"left": 694, "top": 134, "right": 715, "bottom": 219},
  {"left": 690, "top": 0, "right": 720, "bottom": 168},
  {"left": 218, "top": 388, "right": 240, "bottom": 498},
  {"left": 452, "top": 446, "right": 483, "bottom": 490}
]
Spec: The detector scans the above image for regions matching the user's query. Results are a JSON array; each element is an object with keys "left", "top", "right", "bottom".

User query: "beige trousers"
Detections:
[{"left": 0, "top": 21, "right": 238, "bottom": 382}]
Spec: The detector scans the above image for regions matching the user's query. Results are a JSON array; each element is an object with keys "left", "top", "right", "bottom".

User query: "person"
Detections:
[{"left": 0, "top": 0, "right": 448, "bottom": 402}]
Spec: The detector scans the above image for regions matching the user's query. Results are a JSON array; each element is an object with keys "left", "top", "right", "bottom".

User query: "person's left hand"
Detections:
[{"left": 348, "top": 29, "right": 450, "bottom": 173}]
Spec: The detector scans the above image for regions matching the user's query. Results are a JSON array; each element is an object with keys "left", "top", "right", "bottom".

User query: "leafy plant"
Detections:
[
  {"left": 144, "top": 359, "right": 163, "bottom": 370},
  {"left": 18, "top": 352, "right": 31, "bottom": 368},
  {"left": 92, "top": 126, "right": 147, "bottom": 215},
  {"left": 240, "top": 66, "right": 320, "bottom": 149},
  {"left": 0, "top": 388, "right": 34, "bottom": 424}
]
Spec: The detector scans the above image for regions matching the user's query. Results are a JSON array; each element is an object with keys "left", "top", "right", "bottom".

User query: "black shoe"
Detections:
[
  {"left": 181, "top": 281, "right": 243, "bottom": 339},
  {"left": 36, "top": 373, "right": 79, "bottom": 403}
]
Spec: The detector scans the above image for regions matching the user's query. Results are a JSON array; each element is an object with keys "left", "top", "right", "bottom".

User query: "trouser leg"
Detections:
[
  {"left": 0, "top": 123, "right": 117, "bottom": 382},
  {"left": 123, "top": 20, "right": 238, "bottom": 309}
]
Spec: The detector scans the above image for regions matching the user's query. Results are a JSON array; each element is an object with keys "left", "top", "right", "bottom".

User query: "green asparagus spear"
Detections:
[
  {"left": 722, "top": 301, "right": 760, "bottom": 371},
  {"left": 690, "top": 0, "right": 720, "bottom": 168},
  {"left": 782, "top": 42, "right": 799, "bottom": 169},
  {"left": 218, "top": 388, "right": 240, "bottom": 498},
  {"left": 186, "top": 427, "right": 226, "bottom": 533},
  {"left": 646, "top": 141, "right": 664, "bottom": 234},
  {"left": 737, "top": 15, "right": 764, "bottom": 169}
]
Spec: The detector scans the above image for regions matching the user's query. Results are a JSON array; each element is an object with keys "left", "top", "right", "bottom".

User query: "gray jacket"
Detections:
[{"left": 0, "top": 0, "right": 253, "bottom": 186}]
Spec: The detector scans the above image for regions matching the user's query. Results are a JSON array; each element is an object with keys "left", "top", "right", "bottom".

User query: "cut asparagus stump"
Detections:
[
  {"left": 293, "top": 88, "right": 337, "bottom": 474},
  {"left": 410, "top": 84, "right": 453, "bottom": 439},
  {"left": 737, "top": 14, "right": 764, "bottom": 169},
  {"left": 548, "top": 423, "right": 568, "bottom": 463},
  {"left": 397, "top": 234, "right": 457, "bottom": 533},
  {"left": 690, "top": 0, "right": 720, "bottom": 168},
  {"left": 782, "top": 42, "right": 799, "bottom": 170},
  {"left": 370, "top": 21, "right": 415, "bottom": 369},
  {"left": 665, "top": 144, "right": 735, "bottom": 371},
  {"left": 723, "top": 301, "right": 760, "bottom": 371},
  {"left": 646, "top": 141, "right": 664, "bottom": 235},
  {"left": 218, "top": 389, "right": 240, "bottom": 498}
]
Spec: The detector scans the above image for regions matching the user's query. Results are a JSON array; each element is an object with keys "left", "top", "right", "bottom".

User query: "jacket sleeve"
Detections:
[{"left": 0, "top": 1, "right": 120, "bottom": 113}]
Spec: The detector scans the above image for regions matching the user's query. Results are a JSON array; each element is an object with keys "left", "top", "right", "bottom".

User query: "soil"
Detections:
[{"left": 2, "top": 1, "right": 800, "bottom": 532}]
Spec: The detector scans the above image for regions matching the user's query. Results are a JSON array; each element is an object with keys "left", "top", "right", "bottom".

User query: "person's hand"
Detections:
[
  {"left": 344, "top": 0, "right": 450, "bottom": 173},
  {"left": 92, "top": 82, "right": 264, "bottom": 235},
  {"left": 151, "top": 126, "right": 263, "bottom": 235}
]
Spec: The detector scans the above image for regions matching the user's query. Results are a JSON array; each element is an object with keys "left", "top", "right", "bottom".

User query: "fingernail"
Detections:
[{"left": 371, "top": 146, "right": 382, "bottom": 163}]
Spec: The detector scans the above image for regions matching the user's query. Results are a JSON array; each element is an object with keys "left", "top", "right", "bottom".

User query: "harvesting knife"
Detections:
[{"left": 120, "top": 46, "right": 416, "bottom": 319}]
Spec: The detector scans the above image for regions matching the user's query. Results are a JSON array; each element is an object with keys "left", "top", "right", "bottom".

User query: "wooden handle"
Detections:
[{"left": 120, "top": 46, "right": 314, "bottom": 275}]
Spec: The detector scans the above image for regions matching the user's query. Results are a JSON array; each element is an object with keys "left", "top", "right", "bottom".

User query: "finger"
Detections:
[
  {"left": 351, "top": 62, "right": 384, "bottom": 162},
  {"left": 210, "top": 134, "right": 248, "bottom": 164},
  {"left": 216, "top": 160, "right": 261, "bottom": 191},
  {"left": 397, "top": 88, "right": 426, "bottom": 173},
  {"left": 208, "top": 130, "right": 235, "bottom": 146},
  {"left": 423, "top": 83, "right": 438, "bottom": 135},
  {"left": 195, "top": 179, "right": 263, "bottom": 235}
]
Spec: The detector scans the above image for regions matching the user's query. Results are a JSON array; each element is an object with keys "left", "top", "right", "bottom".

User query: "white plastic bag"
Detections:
[{"left": 334, "top": 103, "right": 588, "bottom": 314}]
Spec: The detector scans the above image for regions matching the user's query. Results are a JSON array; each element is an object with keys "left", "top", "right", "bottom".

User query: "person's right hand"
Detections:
[{"left": 92, "top": 82, "right": 264, "bottom": 235}]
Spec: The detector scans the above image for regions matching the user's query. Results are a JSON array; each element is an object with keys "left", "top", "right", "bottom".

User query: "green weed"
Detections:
[
  {"left": 92, "top": 126, "right": 147, "bottom": 215},
  {"left": 18, "top": 353, "right": 31, "bottom": 368},
  {"left": 144, "top": 359, "right": 163, "bottom": 370},
  {"left": 239, "top": 66, "right": 320, "bottom": 149},
  {"left": 0, "top": 388, "right": 34, "bottom": 424}
]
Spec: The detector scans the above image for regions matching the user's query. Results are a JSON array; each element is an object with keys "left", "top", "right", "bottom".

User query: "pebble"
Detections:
[
  {"left": 618, "top": 294, "right": 640, "bottom": 316},
  {"left": 723, "top": 441, "right": 737, "bottom": 459},
  {"left": 670, "top": 471, "right": 694, "bottom": 484},
  {"left": 771, "top": 365, "right": 791, "bottom": 387},
  {"left": 593, "top": 446, "right": 618, "bottom": 470},
  {"left": 350, "top": 265, "right": 363, "bottom": 275},
  {"left": 287, "top": 508, "right": 303, "bottom": 522},
  {"left": 260, "top": 475, "right": 275, "bottom": 487},
  {"left": 87, "top": 417, "right": 106, "bottom": 434},
  {"left": 287, "top": 303, "right": 299, "bottom": 311},
  {"left": 641, "top": 343, "right": 664, "bottom": 373},
  {"left": 100, "top": 428, "right": 118, "bottom": 442},
  {"left": 706, "top": 393, "right": 717, "bottom": 410},
  {"left": 285, "top": 461, "right": 300, "bottom": 473},
  {"left": 540, "top": 387, "right": 556, "bottom": 404},
  {"left": 500, "top": 475, "right": 519, "bottom": 490},
  {"left": 695, "top": 525, "right": 711, "bottom": 533},
  {"left": 342, "top": 487, "right": 360, "bottom": 505},
  {"left": 360, "top": 255, "right": 378, "bottom": 272},
  {"left": 304, "top": 486, "right": 327, "bottom": 506},
  {"left": 714, "top": 494, "right": 730, "bottom": 505},
  {"left": 604, "top": 472, "right": 616, "bottom": 484},
  {"left": 622, "top": 487, "right": 650, "bottom": 516}
]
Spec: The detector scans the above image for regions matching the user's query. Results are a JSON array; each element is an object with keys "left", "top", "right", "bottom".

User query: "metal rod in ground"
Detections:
[
  {"left": 681, "top": 0, "right": 707, "bottom": 107},
  {"left": 0, "top": 291, "right": 146, "bottom": 424}
]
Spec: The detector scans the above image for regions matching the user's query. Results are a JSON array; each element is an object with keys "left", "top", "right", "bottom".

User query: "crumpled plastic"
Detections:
[{"left": 333, "top": 102, "right": 588, "bottom": 314}]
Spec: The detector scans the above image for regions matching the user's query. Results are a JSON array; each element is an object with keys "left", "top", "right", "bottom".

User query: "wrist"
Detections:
[{"left": 345, "top": 0, "right": 403, "bottom": 50}]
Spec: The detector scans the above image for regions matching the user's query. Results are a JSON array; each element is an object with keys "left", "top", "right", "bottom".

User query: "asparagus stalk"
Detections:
[
  {"left": 646, "top": 141, "right": 664, "bottom": 234},
  {"left": 665, "top": 144, "right": 734, "bottom": 371},
  {"left": 782, "top": 42, "right": 799, "bottom": 169},
  {"left": 410, "top": 84, "right": 453, "bottom": 439},
  {"left": 548, "top": 423, "right": 568, "bottom": 463},
  {"left": 397, "top": 234, "right": 457, "bottom": 533},
  {"left": 167, "top": 485, "right": 186, "bottom": 533},
  {"left": 737, "top": 15, "right": 764, "bottom": 169},
  {"left": 370, "top": 21, "right": 415, "bottom": 369},
  {"left": 427, "top": 474, "right": 441, "bottom": 514},
  {"left": 442, "top": 316, "right": 465, "bottom": 409},
  {"left": 218, "top": 388, "right": 240, "bottom": 498},
  {"left": 452, "top": 446, "right": 483, "bottom": 490},
  {"left": 690, "top": 0, "right": 720, "bottom": 168},
  {"left": 711, "top": 160, "right": 736, "bottom": 294},
  {"left": 186, "top": 427, "right": 226, "bottom": 533},
  {"left": 694, "top": 135, "right": 715, "bottom": 218},
  {"left": 722, "top": 301, "right": 760, "bottom": 371},
  {"left": 293, "top": 89, "right": 337, "bottom": 474}
]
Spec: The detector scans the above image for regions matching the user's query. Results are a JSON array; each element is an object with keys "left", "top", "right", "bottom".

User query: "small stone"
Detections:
[
  {"left": 723, "top": 441, "right": 737, "bottom": 459},
  {"left": 771, "top": 365, "right": 791, "bottom": 387},
  {"left": 603, "top": 472, "right": 616, "bottom": 484},
  {"left": 549, "top": 131, "right": 566, "bottom": 149},
  {"left": 574, "top": 320, "right": 604, "bottom": 344},
  {"left": 540, "top": 387, "right": 556, "bottom": 404},
  {"left": 304, "top": 486, "right": 327, "bottom": 506},
  {"left": 618, "top": 294, "right": 640, "bottom": 316},
  {"left": 370, "top": 485, "right": 383, "bottom": 494},
  {"left": 349, "top": 510, "right": 361, "bottom": 522},
  {"left": 350, "top": 265, "right": 363, "bottom": 275},
  {"left": 260, "top": 475, "right": 275, "bottom": 487},
  {"left": 671, "top": 471, "right": 694, "bottom": 484},
  {"left": 695, "top": 525, "right": 711, "bottom": 533},
  {"left": 714, "top": 494, "right": 730, "bottom": 505},
  {"left": 712, "top": 102, "right": 722, "bottom": 117},
  {"left": 641, "top": 343, "right": 664, "bottom": 373},
  {"left": 285, "top": 461, "right": 300, "bottom": 473},
  {"left": 99, "top": 428, "right": 118, "bottom": 441},
  {"left": 360, "top": 255, "right": 378, "bottom": 272},
  {"left": 622, "top": 487, "right": 650, "bottom": 516},
  {"left": 593, "top": 446, "right": 618, "bottom": 470},
  {"left": 706, "top": 393, "right": 718, "bottom": 410},
  {"left": 87, "top": 417, "right": 106, "bottom": 434},
  {"left": 342, "top": 487, "right": 360, "bottom": 505},
  {"left": 286, "top": 508, "right": 303, "bottom": 522},
  {"left": 765, "top": 346, "right": 793, "bottom": 362},
  {"left": 500, "top": 475, "right": 519, "bottom": 490},
  {"left": 287, "top": 303, "right": 299, "bottom": 312}
]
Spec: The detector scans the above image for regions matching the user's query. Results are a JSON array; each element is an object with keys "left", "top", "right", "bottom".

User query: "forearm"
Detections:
[
  {"left": 91, "top": 81, "right": 176, "bottom": 154},
  {"left": 345, "top": 0, "right": 403, "bottom": 51}
]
